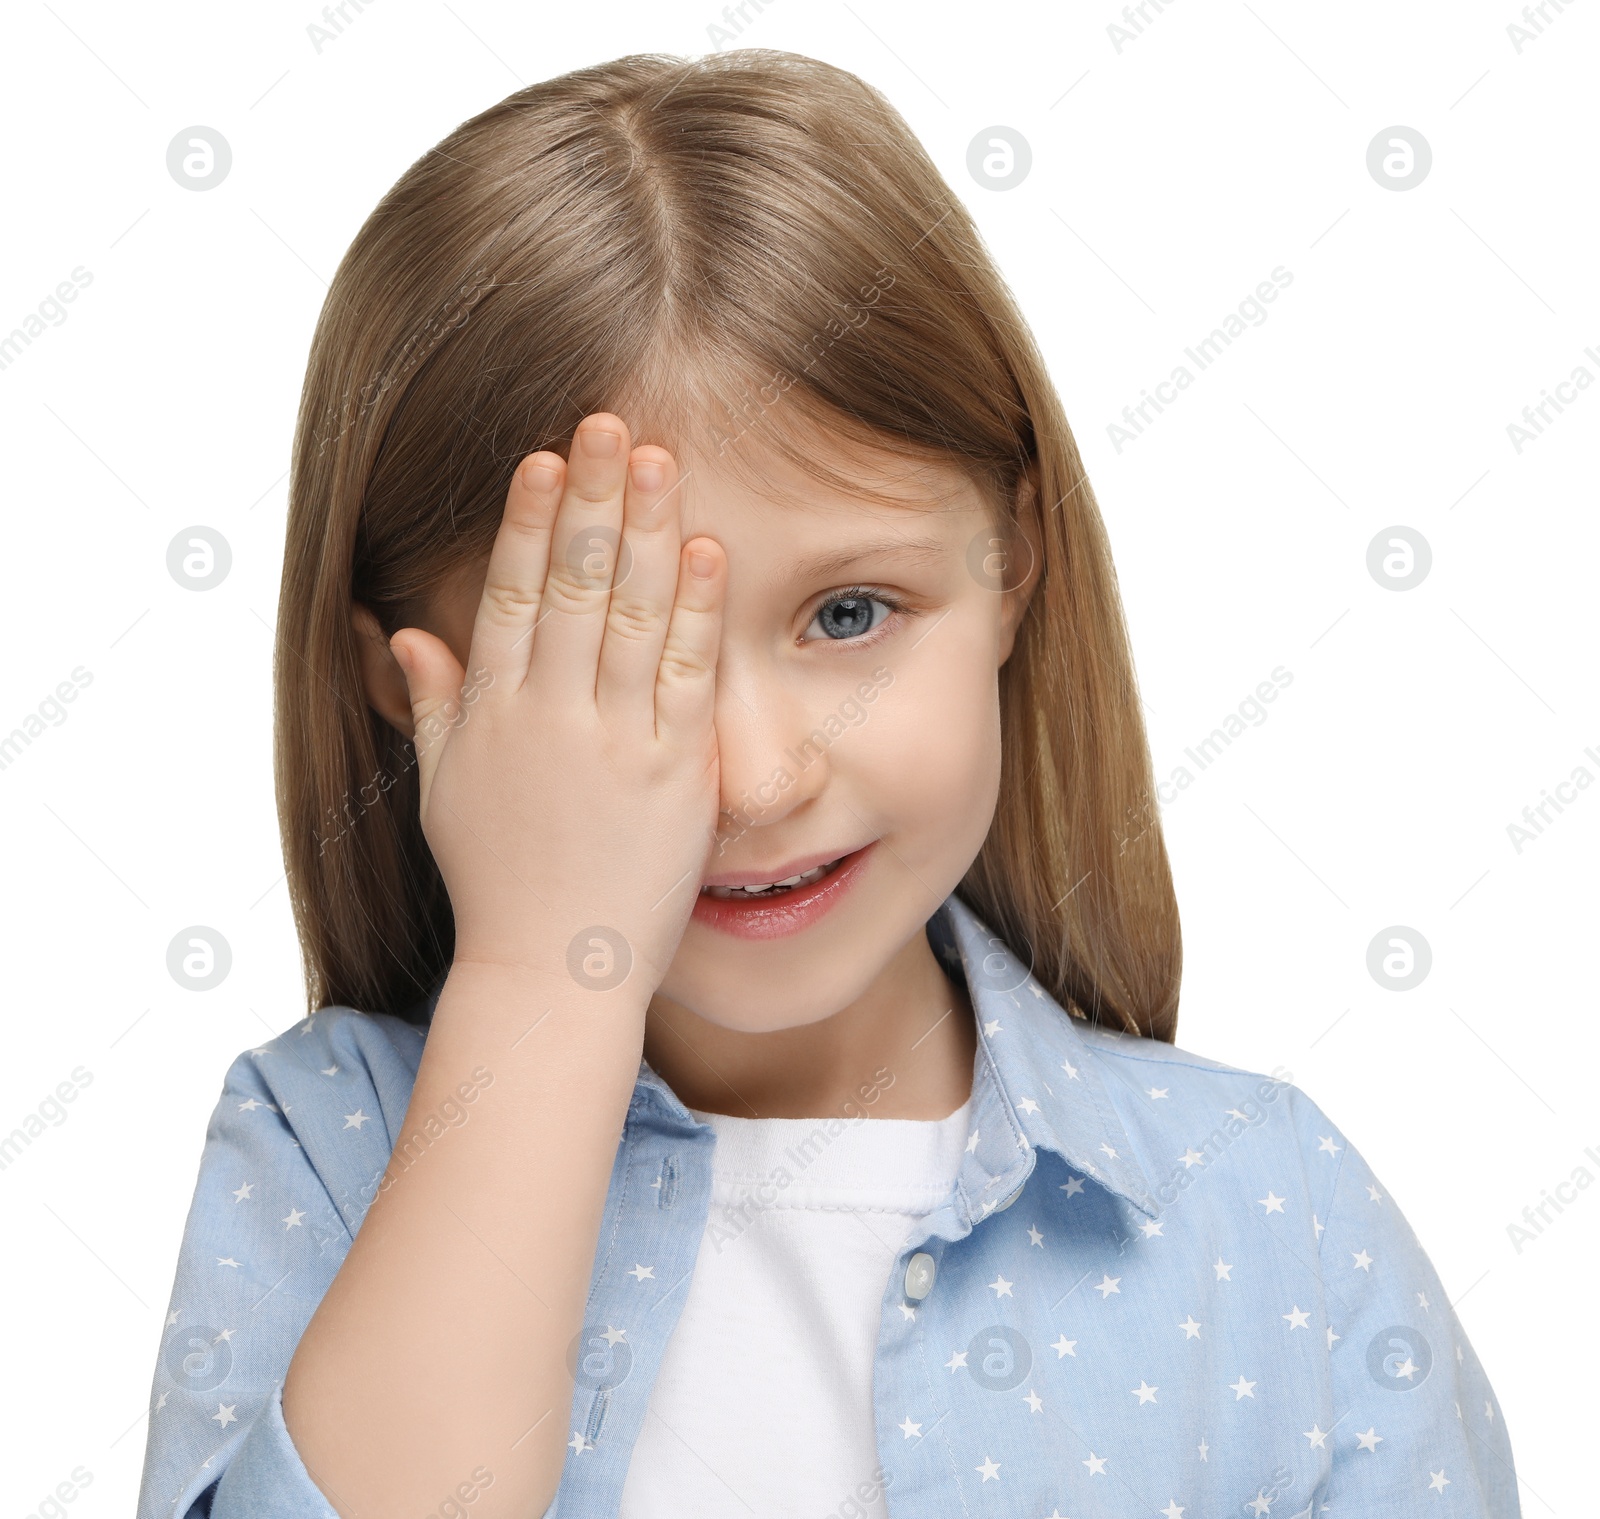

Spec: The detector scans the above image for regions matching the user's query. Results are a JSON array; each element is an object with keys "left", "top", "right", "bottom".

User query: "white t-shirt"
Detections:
[{"left": 618, "top": 1095, "right": 974, "bottom": 1517}]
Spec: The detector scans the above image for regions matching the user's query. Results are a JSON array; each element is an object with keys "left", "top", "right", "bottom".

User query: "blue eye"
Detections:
[{"left": 805, "top": 591, "right": 897, "bottom": 642}]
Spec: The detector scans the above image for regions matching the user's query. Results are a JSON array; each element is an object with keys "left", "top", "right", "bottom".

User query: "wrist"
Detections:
[{"left": 442, "top": 953, "right": 654, "bottom": 1023}]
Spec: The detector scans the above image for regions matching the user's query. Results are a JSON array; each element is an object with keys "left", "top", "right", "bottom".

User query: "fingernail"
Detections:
[
  {"left": 630, "top": 458, "right": 664, "bottom": 492},
  {"left": 689, "top": 549, "right": 715, "bottom": 578},
  {"left": 521, "top": 457, "right": 560, "bottom": 492},
  {"left": 581, "top": 427, "right": 621, "bottom": 458}
]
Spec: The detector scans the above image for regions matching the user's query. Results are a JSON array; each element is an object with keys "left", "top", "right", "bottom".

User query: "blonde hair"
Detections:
[{"left": 275, "top": 48, "right": 1182, "bottom": 1039}]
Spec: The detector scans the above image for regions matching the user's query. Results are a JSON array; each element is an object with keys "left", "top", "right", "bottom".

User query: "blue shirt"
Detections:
[{"left": 136, "top": 893, "right": 1522, "bottom": 1517}]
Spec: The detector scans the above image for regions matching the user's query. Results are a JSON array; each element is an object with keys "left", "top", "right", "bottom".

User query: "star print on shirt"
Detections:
[{"left": 135, "top": 901, "right": 1524, "bottom": 1519}]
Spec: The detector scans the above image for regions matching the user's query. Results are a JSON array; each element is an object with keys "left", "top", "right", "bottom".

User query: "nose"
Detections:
[{"left": 711, "top": 658, "right": 829, "bottom": 848}]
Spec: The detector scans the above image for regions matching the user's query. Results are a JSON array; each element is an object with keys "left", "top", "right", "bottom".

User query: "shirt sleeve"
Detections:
[
  {"left": 135, "top": 1036, "right": 368, "bottom": 1519},
  {"left": 1315, "top": 1121, "right": 1522, "bottom": 1515}
]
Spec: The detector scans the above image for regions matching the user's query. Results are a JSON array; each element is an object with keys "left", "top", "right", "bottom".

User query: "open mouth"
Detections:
[
  {"left": 692, "top": 843, "right": 876, "bottom": 939},
  {"left": 699, "top": 857, "right": 847, "bottom": 900}
]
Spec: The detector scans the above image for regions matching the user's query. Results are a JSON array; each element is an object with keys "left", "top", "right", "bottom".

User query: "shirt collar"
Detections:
[
  {"left": 933, "top": 891, "right": 1160, "bottom": 1224},
  {"left": 629, "top": 892, "right": 1159, "bottom": 1225}
]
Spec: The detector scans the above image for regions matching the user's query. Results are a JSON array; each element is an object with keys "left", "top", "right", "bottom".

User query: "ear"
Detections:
[
  {"left": 996, "top": 465, "right": 1043, "bottom": 668},
  {"left": 351, "top": 602, "right": 415, "bottom": 739}
]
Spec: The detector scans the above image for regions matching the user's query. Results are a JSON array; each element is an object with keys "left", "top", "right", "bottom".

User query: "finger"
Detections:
[
  {"left": 527, "top": 413, "right": 631, "bottom": 704},
  {"left": 654, "top": 537, "right": 725, "bottom": 744},
  {"left": 387, "top": 628, "right": 468, "bottom": 817},
  {"left": 596, "top": 445, "right": 685, "bottom": 724},
  {"left": 469, "top": 451, "right": 564, "bottom": 691}
]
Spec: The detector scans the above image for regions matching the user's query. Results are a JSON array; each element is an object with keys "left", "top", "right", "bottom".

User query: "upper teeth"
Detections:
[{"left": 703, "top": 861, "right": 836, "bottom": 898}]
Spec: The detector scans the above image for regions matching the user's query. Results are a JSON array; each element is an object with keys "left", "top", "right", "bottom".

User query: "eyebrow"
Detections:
[{"left": 786, "top": 535, "right": 950, "bottom": 583}]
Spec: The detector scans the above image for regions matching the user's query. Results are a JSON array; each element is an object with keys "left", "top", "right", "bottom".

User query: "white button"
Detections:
[
  {"left": 995, "top": 1182, "right": 1024, "bottom": 1212},
  {"left": 904, "top": 1251, "right": 936, "bottom": 1300}
]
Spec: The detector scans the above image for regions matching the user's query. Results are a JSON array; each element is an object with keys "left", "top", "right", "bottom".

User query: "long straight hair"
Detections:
[{"left": 275, "top": 49, "right": 1181, "bottom": 1040}]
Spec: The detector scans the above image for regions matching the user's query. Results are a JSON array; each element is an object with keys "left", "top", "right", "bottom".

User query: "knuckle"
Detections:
[
  {"left": 541, "top": 559, "right": 604, "bottom": 614},
  {"left": 501, "top": 502, "right": 552, "bottom": 540},
  {"left": 656, "top": 637, "right": 709, "bottom": 685},
  {"left": 605, "top": 594, "right": 665, "bottom": 643},
  {"left": 481, "top": 575, "right": 541, "bottom": 622},
  {"left": 568, "top": 475, "right": 621, "bottom": 506}
]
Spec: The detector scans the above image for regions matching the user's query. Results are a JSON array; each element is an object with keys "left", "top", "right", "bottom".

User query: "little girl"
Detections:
[{"left": 137, "top": 49, "right": 1521, "bottom": 1519}]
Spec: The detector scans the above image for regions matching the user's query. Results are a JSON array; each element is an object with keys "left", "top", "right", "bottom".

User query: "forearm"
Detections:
[{"left": 282, "top": 959, "right": 646, "bottom": 1518}]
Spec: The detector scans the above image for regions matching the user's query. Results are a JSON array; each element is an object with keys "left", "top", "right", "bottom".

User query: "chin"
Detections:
[
  {"left": 652, "top": 953, "right": 870, "bottom": 1037},
  {"left": 656, "top": 850, "right": 966, "bottom": 1033}
]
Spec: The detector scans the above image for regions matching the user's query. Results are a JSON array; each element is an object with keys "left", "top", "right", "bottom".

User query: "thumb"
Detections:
[{"left": 388, "top": 629, "right": 466, "bottom": 815}]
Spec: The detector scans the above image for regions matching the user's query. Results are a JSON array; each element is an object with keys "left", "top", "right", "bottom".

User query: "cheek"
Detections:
[{"left": 852, "top": 640, "right": 1003, "bottom": 845}]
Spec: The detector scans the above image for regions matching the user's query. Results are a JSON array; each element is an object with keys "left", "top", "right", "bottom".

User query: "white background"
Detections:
[{"left": 0, "top": 1, "right": 1592, "bottom": 1513}]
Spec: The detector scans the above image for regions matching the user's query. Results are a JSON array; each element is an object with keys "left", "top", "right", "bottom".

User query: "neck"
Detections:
[{"left": 642, "top": 927, "right": 976, "bottom": 1121}]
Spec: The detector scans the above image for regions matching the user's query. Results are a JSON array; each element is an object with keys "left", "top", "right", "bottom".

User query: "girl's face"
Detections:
[
  {"left": 391, "top": 420, "right": 1039, "bottom": 1033},
  {"left": 660, "top": 425, "right": 1039, "bottom": 1035}
]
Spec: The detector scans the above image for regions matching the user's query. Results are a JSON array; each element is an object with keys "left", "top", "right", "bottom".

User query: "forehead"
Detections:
[{"left": 673, "top": 419, "right": 991, "bottom": 561}]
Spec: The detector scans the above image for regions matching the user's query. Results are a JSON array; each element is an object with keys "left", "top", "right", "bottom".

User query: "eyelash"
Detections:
[{"left": 801, "top": 585, "right": 910, "bottom": 647}]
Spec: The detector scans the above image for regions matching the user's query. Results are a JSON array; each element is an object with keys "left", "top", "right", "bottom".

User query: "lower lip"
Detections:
[{"left": 692, "top": 843, "right": 876, "bottom": 940}]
